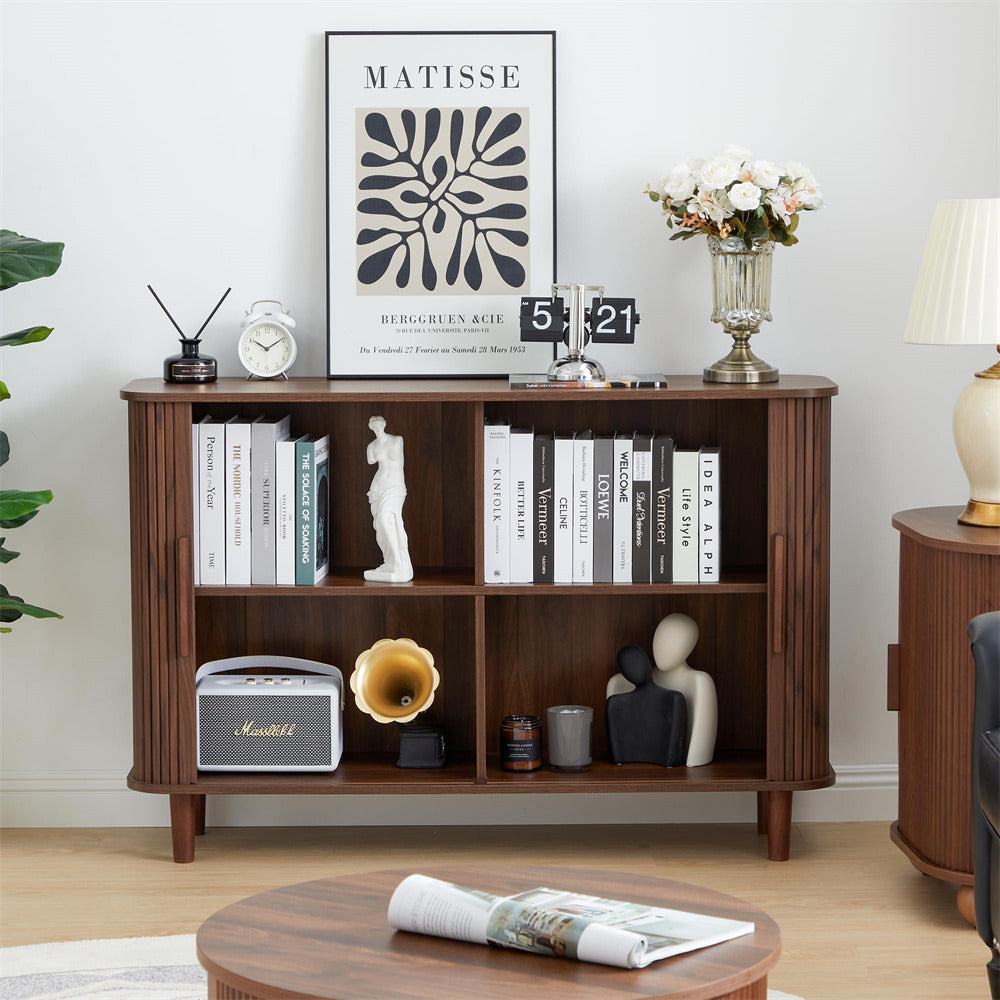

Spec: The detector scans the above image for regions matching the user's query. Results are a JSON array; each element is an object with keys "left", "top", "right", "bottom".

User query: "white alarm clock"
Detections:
[{"left": 238, "top": 300, "right": 298, "bottom": 379}]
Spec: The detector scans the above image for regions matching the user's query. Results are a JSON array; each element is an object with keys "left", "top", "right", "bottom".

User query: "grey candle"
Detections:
[{"left": 546, "top": 705, "right": 593, "bottom": 772}]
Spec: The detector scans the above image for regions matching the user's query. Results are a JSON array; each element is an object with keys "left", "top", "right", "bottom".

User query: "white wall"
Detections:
[{"left": 2, "top": 0, "right": 997, "bottom": 827}]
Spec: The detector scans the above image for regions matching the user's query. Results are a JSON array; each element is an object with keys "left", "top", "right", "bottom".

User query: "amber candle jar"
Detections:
[{"left": 500, "top": 715, "right": 542, "bottom": 771}]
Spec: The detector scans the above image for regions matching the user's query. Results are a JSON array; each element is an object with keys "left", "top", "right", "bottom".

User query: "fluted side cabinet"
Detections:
[
  {"left": 121, "top": 376, "right": 837, "bottom": 863},
  {"left": 888, "top": 507, "right": 1000, "bottom": 917}
]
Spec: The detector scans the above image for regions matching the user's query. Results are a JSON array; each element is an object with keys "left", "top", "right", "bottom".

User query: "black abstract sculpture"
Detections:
[{"left": 606, "top": 645, "right": 687, "bottom": 767}]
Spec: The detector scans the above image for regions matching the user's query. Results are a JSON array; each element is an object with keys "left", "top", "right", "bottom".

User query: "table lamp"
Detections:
[{"left": 904, "top": 198, "right": 1000, "bottom": 527}]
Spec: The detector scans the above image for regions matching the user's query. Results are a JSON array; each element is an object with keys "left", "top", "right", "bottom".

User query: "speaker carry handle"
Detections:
[{"left": 196, "top": 655, "right": 344, "bottom": 709}]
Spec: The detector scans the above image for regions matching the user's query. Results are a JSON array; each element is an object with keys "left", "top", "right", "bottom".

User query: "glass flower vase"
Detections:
[{"left": 705, "top": 236, "right": 778, "bottom": 383}]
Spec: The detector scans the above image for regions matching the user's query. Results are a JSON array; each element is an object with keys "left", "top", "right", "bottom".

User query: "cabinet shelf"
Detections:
[
  {"left": 194, "top": 568, "right": 767, "bottom": 599},
  {"left": 122, "top": 376, "right": 836, "bottom": 863}
]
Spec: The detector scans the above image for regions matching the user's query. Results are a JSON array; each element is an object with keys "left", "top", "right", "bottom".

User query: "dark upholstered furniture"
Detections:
[{"left": 969, "top": 610, "right": 1000, "bottom": 999}]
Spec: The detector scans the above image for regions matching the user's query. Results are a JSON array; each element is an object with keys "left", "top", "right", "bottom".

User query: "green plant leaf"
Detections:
[
  {"left": 0, "top": 538, "right": 19, "bottom": 563},
  {"left": 648, "top": 191, "right": 660, "bottom": 202},
  {"left": 0, "top": 431, "right": 7, "bottom": 466},
  {"left": 0, "top": 510, "right": 38, "bottom": 529},
  {"left": 0, "top": 326, "right": 53, "bottom": 348},
  {"left": 781, "top": 233, "right": 799, "bottom": 246},
  {"left": 0, "top": 381, "right": 8, "bottom": 402},
  {"left": 0, "top": 231, "right": 64, "bottom": 291},
  {"left": 788, "top": 213, "right": 800, "bottom": 233},
  {"left": 0, "top": 596, "right": 61, "bottom": 621},
  {"left": 0, "top": 489, "right": 53, "bottom": 522}
]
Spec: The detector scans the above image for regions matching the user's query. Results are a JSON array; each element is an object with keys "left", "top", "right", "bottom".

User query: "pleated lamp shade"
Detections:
[{"left": 904, "top": 199, "right": 1000, "bottom": 345}]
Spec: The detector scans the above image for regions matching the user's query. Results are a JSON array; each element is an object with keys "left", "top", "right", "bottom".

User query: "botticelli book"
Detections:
[{"left": 482, "top": 421, "right": 721, "bottom": 586}]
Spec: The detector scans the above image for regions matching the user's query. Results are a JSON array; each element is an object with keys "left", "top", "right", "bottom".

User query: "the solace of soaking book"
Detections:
[{"left": 387, "top": 874, "right": 753, "bottom": 969}]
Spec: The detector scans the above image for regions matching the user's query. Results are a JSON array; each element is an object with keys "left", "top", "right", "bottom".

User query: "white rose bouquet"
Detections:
[{"left": 646, "top": 146, "right": 823, "bottom": 248}]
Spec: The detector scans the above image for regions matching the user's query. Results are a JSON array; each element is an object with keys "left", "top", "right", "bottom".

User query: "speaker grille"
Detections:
[{"left": 199, "top": 695, "right": 332, "bottom": 768}]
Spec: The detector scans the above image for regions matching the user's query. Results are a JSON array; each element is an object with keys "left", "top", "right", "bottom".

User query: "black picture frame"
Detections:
[{"left": 326, "top": 30, "right": 557, "bottom": 378}]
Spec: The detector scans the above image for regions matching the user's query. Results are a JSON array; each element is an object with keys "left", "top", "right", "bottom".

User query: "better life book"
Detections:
[{"left": 387, "top": 874, "right": 753, "bottom": 969}]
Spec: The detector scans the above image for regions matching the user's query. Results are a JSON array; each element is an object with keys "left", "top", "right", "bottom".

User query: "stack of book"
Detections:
[
  {"left": 193, "top": 415, "right": 329, "bottom": 586},
  {"left": 483, "top": 422, "right": 719, "bottom": 585}
]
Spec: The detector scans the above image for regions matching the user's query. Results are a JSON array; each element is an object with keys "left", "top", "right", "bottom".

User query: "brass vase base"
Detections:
[
  {"left": 704, "top": 330, "right": 778, "bottom": 384},
  {"left": 958, "top": 500, "right": 1000, "bottom": 528}
]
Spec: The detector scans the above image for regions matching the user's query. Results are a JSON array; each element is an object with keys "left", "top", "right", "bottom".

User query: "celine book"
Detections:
[
  {"left": 552, "top": 433, "right": 574, "bottom": 584},
  {"left": 388, "top": 874, "right": 753, "bottom": 970}
]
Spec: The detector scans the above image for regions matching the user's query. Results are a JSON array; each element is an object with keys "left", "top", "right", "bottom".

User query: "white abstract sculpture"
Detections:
[
  {"left": 364, "top": 415, "right": 413, "bottom": 583},
  {"left": 651, "top": 612, "right": 718, "bottom": 766},
  {"left": 605, "top": 612, "right": 718, "bottom": 767}
]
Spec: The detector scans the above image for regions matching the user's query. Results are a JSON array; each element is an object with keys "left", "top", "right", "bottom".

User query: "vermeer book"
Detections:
[
  {"left": 388, "top": 874, "right": 752, "bottom": 969},
  {"left": 532, "top": 433, "right": 554, "bottom": 583},
  {"left": 651, "top": 433, "right": 674, "bottom": 583}
]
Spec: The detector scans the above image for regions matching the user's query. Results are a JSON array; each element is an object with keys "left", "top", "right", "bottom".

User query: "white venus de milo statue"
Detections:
[
  {"left": 606, "top": 612, "right": 718, "bottom": 767},
  {"left": 364, "top": 416, "right": 413, "bottom": 583}
]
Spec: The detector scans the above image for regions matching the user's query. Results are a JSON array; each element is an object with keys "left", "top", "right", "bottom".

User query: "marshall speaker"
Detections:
[{"left": 196, "top": 656, "right": 344, "bottom": 772}]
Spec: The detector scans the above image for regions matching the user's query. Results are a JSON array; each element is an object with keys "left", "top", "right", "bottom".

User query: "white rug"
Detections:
[{"left": 0, "top": 934, "right": 804, "bottom": 999}]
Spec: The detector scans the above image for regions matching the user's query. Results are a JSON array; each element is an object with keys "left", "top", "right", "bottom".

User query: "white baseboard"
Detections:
[{"left": 0, "top": 764, "right": 898, "bottom": 827}]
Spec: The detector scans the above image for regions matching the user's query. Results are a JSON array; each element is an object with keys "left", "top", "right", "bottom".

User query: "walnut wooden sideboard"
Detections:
[
  {"left": 121, "top": 376, "right": 837, "bottom": 863},
  {"left": 888, "top": 506, "right": 1000, "bottom": 920}
]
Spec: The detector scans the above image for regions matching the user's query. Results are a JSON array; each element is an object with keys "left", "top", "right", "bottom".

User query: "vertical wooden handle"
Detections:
[
  {"left": 887, "top": 643, "right": 900, "bottom": 711},
  {"left": 770, "top": 533, "right": 785, "bottom": 655},
  {"left": 176, "top": 537, "right": 191, "bottom": 659}
]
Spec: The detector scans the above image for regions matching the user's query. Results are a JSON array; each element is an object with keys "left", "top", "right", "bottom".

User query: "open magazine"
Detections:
[{"left": 387, "top": 874, "right": 754, "bottom": 969}]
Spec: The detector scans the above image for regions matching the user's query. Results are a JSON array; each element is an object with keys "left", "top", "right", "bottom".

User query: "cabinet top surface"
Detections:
[
  {"left": 121, "top": 374, "right": 838, "bottom": 402},
  {"left": 893, "top": 506, "right": 1000, "bottom": 554}
]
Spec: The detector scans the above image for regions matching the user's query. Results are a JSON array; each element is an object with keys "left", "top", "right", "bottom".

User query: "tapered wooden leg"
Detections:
[
  {"left": 956, "top": 885, "right": 976, "bottom": 927},
  {"left": 169, "top": 794, "right": 197, "bottom": 863},
  {"left": 766, "top": 790, "right": 792, "bottom": 861},
  {"left": 194, "top": 794, "right": 207, "bottom": 836},
  {"left": 767, "top": 792, "right": 792, "bottom": 861},
  {"left": 756, "top": 791, "right": 768, "bottom": 834}
]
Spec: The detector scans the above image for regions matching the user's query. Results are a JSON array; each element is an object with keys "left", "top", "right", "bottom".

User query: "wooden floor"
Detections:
[{"left": 0, "top": 821, "right": 989, "bottom": 999}]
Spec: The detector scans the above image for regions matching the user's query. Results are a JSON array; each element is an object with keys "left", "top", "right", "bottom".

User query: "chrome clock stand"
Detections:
[{"left": 548, "top": 282, "right": 606, "bottom": 381}]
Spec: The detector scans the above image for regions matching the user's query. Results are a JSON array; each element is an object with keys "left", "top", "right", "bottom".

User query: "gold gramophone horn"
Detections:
[{"left": 350, "top": 638, "right": 439, "bottom": 724}]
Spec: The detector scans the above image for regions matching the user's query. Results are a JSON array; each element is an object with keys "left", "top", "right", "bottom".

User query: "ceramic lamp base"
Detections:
[
  {"left": 953, "top": 368, "right": 1000, "bottom": 528},
  {"left": 704, "top": 331, "right": 778, "bottom": 384}
]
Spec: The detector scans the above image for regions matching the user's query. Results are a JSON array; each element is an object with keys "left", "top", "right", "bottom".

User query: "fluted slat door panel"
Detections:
[
  {"left": 896, "top": 537, "right": 998, "bottom": 876},
  {"left": 128, "top": 401, "right": 196, "bottom": 785},
  {"left": 766, "top": 397, "right": 831, "bottom": 783}
]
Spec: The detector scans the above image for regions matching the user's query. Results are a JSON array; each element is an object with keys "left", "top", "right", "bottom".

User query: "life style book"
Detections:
[{"left": 388, "top": 874, "right": 753, "bottom": 970}]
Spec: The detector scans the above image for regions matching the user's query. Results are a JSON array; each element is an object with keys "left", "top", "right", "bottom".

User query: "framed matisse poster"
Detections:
[{"left": 326, "top": 30, "right": 556, "bottom": 377}]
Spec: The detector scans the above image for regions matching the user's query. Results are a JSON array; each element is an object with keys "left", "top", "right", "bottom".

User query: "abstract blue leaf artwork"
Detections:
[{"left": 355, "top": 107, "right": 531, "bottom": 296}]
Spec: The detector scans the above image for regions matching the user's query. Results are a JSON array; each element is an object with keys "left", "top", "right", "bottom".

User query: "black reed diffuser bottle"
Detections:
[{"left": 150, "top": 285, "right": 229, "bottom": 384}]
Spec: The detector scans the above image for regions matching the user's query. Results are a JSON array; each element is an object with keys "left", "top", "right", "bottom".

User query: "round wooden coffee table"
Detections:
[{"left": 196, "top": 865, "right": 780, "bottom": 1000}]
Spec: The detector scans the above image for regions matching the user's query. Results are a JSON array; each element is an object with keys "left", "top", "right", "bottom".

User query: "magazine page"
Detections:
[
  {"left": 492, "top": 888, "right": 753, "bottom": 967},
  {"left": 387, "top": 876, "right": 753, "bottom": 969},
  {"left": 387, "top": 874, "right": 499, "bottom": 945}
]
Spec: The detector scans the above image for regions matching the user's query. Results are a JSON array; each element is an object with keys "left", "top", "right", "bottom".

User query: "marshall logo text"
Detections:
[{"left": 233, "top": 720, "right": 297, "bottom": 737}]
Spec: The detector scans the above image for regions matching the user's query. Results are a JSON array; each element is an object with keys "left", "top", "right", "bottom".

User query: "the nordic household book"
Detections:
[{"left": 388, "top": 874, "right": 753, "bottom": 969}]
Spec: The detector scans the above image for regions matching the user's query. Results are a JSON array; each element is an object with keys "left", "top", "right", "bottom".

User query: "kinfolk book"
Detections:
[
  {"left": 483, "top": 422, "right": 510, "bottom": 584},
  {"left": 388, "top": 874, "right": 753, "bottom": 970},
  {"left": 250, "top": 414, "right": 292, "bottom": 585},
  {"left": 295, "top": 435, "right": 330, "bottom": 586},
  {"left": 698, "top": 446, "right": 721, "bottom": 583}
]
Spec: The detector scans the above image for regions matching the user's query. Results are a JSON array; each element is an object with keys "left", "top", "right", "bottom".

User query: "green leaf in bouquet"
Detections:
[
  {"left": 669, "top": 231, "right": 687, "bottom": 241},
  {"left": 0, "top": 382, "right": 8, "bottom": 402},
  {"left": 0, "top": 538, "right": 19, "bottom": 563},
  {"left": 781, "top": 233, "right": 800, "bottom": 246},
  {"left": 648, "top": 191, "right": 660, "bottom": 202},
  {"left": 0, "top": 231, "right": 64, "bottom": 291},
  {"left": 0, "top": 430, "right": 8, "bottom": 466},
  {"left": 788, "top": 213, "right": 800, "bottom": 233},
  {"left": 0, "top": 326, "right": 53, "bottom": 348},
  {"left": 0, "top": 489, "right": 53, "bottom": 523}
]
